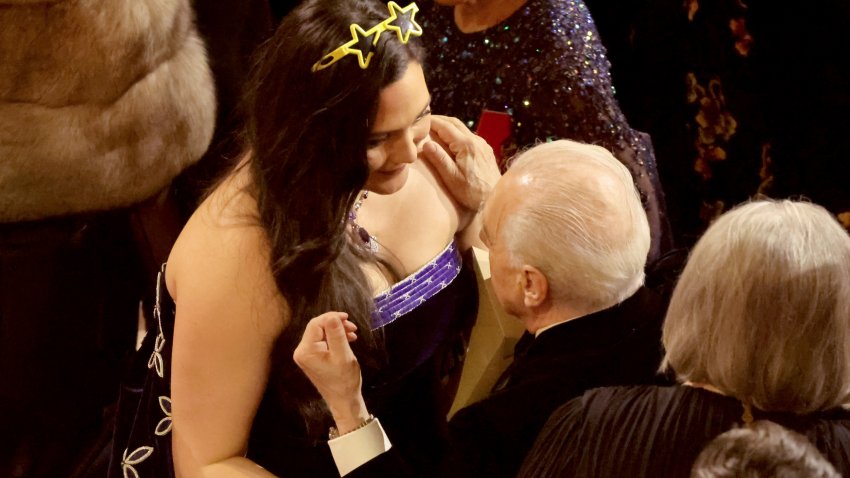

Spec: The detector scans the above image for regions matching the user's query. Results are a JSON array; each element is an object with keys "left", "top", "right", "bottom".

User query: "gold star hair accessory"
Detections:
[{"left": 312, "top": 1, "right": 423, "bottom": 72}]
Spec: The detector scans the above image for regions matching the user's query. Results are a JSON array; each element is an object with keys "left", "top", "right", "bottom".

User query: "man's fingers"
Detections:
[
  {"left": 426, "top": 115, "right": 499, "bottom": 211},
  {"left": 431, "top": 115, "right": 490, "bottom": 164},
  {"left": 436, "top": 114, "right": 471, "bottom": 132},
  {"left": 430, "top": 115, "right": 471, "bottom": 147},
  {"left": 423, "top": 140, "right": 452, "bottom": 165},
  {"left": 423, "top": 140, "right": 461, "bottom": 180}
]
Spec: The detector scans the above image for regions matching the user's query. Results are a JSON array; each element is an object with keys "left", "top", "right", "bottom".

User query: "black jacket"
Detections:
[{"left": 349, "top": 284, "right": 672, "bottom": 478}]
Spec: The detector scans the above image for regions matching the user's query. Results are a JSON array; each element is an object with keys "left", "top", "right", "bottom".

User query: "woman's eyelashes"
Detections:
[
  {"left": 367, "top": 136, "right": 387, "bottom": 149},
  {"left": 366, "top": 109, "right": 431, "bottom": 150}
]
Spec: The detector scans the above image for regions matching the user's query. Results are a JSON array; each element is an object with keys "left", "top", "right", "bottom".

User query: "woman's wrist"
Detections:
[
  {"left": 329, "top": 396, "right": 371, "bottom": 435},
  {"left": 329, "top": 413, "right": 375, "bottom": 440}
]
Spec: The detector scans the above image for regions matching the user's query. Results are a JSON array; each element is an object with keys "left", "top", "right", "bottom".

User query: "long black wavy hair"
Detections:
[{"left": 241, "top": 0, "right": 424, "bottom": 432}]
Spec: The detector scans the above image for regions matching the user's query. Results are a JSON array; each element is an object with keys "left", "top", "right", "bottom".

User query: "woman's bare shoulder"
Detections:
[{"left": 167, "top": 166, "right": 288, "bottom": 338}]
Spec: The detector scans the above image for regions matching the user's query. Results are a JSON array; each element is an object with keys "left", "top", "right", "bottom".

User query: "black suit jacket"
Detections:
[{"left": 349, "top": 285, "right": 671, "bottom": 478}]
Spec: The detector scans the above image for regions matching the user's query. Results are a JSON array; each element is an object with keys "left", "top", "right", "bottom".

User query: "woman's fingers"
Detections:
[
  {"left": 294, "top": 312, "right": 351, "bottom": 361},
  {"left": 321, "top": 313, "right": 353, "bottom": 355}
]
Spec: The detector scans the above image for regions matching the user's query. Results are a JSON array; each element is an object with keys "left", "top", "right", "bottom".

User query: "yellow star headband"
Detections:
[{"left": 311, "top": 1, "right": 423, "bottom": 72}]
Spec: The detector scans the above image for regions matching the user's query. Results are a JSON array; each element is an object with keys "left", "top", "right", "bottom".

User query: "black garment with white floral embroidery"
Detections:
[{"left": 108, "top": 265, "right": 175, "bottom": 478}]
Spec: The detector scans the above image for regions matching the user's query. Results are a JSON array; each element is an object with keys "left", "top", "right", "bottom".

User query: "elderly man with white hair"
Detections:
[{"left": 294, "top": 140, "right": 672, "bottom": 478}]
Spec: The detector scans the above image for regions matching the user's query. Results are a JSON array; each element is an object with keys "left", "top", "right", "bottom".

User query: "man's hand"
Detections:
[
  {"left": 293, "top": 312, "right": 370, "bottom": 433},
  {"left": 423, "top": 115, "right": 501, "bottom": 213}
]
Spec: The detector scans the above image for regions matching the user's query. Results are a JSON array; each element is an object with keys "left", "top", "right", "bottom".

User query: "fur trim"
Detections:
[{"left": 0, "top": 0, "right": 216, "bottom": 221}]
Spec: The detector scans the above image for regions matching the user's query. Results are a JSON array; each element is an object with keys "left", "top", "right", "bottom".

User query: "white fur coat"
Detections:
[{"left": 0, "top": 0, "right": 216, "bottom": 221}]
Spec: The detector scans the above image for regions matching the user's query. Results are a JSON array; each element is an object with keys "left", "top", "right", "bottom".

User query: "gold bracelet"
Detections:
[{"left": 328, "top": 414, "right": 375, "bottom": 440}]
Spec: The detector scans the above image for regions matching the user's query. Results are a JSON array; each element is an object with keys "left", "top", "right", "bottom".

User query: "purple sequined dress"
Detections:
[{"left": 422, "top": 0, "right": 672, "bottom": 259}]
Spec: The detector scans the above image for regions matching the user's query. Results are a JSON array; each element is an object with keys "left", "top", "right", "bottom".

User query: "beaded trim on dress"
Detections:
[{"left": 371, "top": 240, "right": 462, "bottom": 329}]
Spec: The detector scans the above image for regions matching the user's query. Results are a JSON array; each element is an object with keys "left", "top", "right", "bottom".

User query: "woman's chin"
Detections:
[{"left": 365, "top": 166, "right": 410, "bottom": 195}]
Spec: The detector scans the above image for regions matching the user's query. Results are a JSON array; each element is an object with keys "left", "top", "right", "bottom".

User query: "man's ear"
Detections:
[{"left": 521, "top": 265, "right": 548, "bottom": 308}]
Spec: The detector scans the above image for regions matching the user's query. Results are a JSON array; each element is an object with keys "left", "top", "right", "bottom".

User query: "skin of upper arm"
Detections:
[{"left": 167, "top": 198, "right": 288, "bottom": 478}]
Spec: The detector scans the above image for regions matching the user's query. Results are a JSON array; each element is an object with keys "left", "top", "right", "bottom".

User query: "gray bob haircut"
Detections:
[
  {"left": 501, "top": 140, "right": 650, "bottom": 311},
  {"left": 662, "top": 200, "right": 850, "bottom": 413}
]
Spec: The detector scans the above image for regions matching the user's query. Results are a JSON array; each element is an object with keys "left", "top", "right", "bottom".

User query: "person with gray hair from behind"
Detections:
[
  {"left": 293, "top": 139, "right": 672, "bottom": 478},
  {"left": 520, "top": 199, "right": 850, "bottom": 477},
  {"left": 692, "top": 420, "right": 840, "bottom": 478}
]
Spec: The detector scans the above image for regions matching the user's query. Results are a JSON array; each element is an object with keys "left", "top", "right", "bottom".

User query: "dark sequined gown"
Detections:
[{"left": 422, "top": 0, "right": 673, "bottom": 260}]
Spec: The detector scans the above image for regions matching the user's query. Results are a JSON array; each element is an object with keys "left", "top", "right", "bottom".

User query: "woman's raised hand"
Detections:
[{"left": 293, "top": 312, "right": 370, "bottom": 433}]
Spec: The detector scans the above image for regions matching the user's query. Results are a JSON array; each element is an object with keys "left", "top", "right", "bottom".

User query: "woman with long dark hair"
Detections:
[{"left": 108, "top": 0, "right": 498, "bottom": 476}]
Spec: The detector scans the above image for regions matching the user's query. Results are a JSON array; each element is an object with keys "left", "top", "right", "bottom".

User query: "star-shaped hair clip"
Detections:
[
  {"left": 312, "top": 1, "right": 423, "bottom": 72},
  {"left": 384, "top": 2, "right": 424, "bottom": 44}
]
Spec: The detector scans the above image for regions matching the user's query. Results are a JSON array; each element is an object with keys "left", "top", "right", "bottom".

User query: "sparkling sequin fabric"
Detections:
[{"left": 423, "top": 0, "right": 672, "bottom": 258}]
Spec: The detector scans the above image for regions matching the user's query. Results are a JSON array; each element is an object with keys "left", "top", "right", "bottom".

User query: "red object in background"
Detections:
[{"left": 475, "top": 110, "right": 513, "bottom": 166}]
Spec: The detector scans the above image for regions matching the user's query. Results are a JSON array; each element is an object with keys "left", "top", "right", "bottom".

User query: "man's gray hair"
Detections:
[{"left": 501, "top": 140, "right": 650, "bottom": 311}]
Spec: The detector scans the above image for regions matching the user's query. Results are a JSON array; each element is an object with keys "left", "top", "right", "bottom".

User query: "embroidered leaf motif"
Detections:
[
  {"left": 155, "top": 417, "right": 173, "bottom": 436},
  {"left": 148, "top": 331, "right": 166, "bottom": 378},
  {"left": 154, "top": 333, "right": 166, "bottom": 353},
  {"left": 148, "top": 353, "right": 164, "bottom": 378},
  {"left": 123, "top": 465, "right": 140, "bottom": 478},
  {"left": 159, "top": 396, "right": 172, "bottom": 415},
  {"left": 123, "top": 446, "right": 154, "bottom": 465},
  {"left": 155, "top": 396, "right": 173, "bottom": 436}
]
